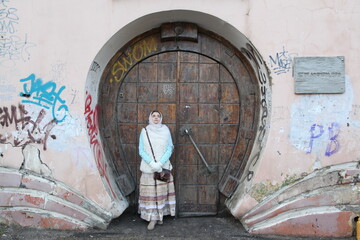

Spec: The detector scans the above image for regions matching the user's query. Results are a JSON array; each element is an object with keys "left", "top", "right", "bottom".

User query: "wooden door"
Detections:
[
  {"left": 117, "top": 51, "right": 239, "bottom": 216},
  {"left": 176, "top": 52, "right": 239, "bottom": 216},
  {"left": 99, "top": 23, "right": 258, "bottom": 217}
]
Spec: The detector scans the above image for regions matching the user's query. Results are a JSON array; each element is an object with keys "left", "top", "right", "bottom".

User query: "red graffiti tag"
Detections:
[{"left": 84, "top": 92, "right": 116, "bottom": 198}]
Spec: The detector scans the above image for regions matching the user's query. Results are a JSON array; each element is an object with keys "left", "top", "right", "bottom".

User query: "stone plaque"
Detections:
[{"left": 293, "top": 56, "right": 345, "bottom": 94}]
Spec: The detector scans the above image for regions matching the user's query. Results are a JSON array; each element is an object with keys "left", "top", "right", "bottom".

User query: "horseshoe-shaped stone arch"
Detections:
[{"left": 85, "top": 11, "right": 271, "bottom": 216}]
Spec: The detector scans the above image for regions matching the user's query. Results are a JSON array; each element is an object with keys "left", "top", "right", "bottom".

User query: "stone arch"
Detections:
[{"left": 85, "top": 10, "right": 271, "bottom": 216}]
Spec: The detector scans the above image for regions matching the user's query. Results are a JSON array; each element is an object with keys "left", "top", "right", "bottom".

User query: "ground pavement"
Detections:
[{"left": 0, "top": 212, "right": 356, "bottom": 240}]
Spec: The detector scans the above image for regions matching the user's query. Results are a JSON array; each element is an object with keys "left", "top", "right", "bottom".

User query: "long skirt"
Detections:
[{"left": 138, "top": 172, "right": 176, "bottom": 221}]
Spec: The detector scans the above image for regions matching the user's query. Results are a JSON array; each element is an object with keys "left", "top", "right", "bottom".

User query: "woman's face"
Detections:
[{"left": 151, "top": 112, "right": 161, "bottom": 124}]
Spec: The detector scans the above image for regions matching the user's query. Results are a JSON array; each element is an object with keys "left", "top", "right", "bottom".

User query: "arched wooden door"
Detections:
[{"left": 99, "top": 23, "right": 258, "bottom": 217}]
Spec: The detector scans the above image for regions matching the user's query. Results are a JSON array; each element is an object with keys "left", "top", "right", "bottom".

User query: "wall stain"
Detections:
[{"left": 250, "top": 174, "right": 305, "bottom": 202}]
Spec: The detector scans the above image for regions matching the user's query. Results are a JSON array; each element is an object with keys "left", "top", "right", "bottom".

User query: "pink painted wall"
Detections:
[{"left": 0, "top": 0, "right": 359, "bottom": 236}]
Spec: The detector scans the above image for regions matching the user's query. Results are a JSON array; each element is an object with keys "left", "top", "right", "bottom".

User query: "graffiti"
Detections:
[
  {"left": 85, "top": 92, "right": 116, "bottom": 198},
  {"left": 0, "top": 103, "right": 29, "bottom": 128},
  {"left": 268, "top": 46, "right": 298, "bottom": 75},
  {"left": 241, "top": 43, "right": 270, "bottom": 181},
  {"left": 306, "top": 122, "right": 340, "bottom": 156},
  {"left": 0, "top": 6, "right": 18, "bottom": 34},
  {"left": 0, "top": 104, "right": 57, "bottom": 150},
  {"left": 90, "top": 61, "right": 100, "bottom": 72},
  {"left": 325, "top": 122, "right": 340, "bottom": 156},
  {"left": 0, "top": 0, "right": 9, "bottom": 8},
  {"left": 70, "top": 89, "right": 78, "bottom": 104},
  {"left": 306, "top": 124, "right": 324, "bottom": 154},
  {"left": 0, "top": 1, "right": 36, "bottom": 66},
  {"left": 0, "top": 34, "right": 35, "bottom": 63},
  {"left": 19, "top": 74, "right": 68, "bottom": 123},
  {"left": 50, "top": 62, "right": 67, "bottom": 83},
  {"left": 110, "top": 37, "right": 157, "bottom": 83}
]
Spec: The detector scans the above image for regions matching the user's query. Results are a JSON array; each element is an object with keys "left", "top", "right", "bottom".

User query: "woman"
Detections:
[{"left": 138, "top": 110, "right": 176, "bottom": 230}]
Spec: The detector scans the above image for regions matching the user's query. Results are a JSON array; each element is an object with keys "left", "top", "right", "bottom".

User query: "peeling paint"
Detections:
[
  {"left": 250, "top": 180, "right": 280, "bottom": 202},
  {"left": 21, "top": 145, "right": 51, "bottom": 176},
  {"left": 24, "top": 194, "right": 44, "bottom": 206},
  {"left": 250, "top": 174, "right": 305, "bottom": 202}
]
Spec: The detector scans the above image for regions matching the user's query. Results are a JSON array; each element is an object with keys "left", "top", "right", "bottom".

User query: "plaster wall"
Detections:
[{"left": 0, "top": 0, "right": 359, "bottom": 236}]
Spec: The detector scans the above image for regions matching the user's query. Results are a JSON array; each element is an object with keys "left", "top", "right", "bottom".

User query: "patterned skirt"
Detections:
[{"left": 138, "top": 172, "right": 176, "bottom": 221}]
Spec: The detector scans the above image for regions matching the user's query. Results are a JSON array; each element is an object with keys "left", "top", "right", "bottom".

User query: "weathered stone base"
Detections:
[
  {"left": 0, "top": 167, "right": 113, "bottom": 230},
  {"left": 241, "top": 162, "right": 360, "bottom": 237}
]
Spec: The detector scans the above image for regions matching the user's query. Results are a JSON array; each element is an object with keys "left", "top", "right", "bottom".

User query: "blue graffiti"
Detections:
[
  {"left": 19, "top": 74, "right": 68, "bottom": 122},
  {"left": 0, "top": 0, "right": 10, "bottom": 8},
  {"left": 0, "top": 6, "right": 19, "bottom": 34},
  {"left": 306, "top": 122, "right": 340, "bottom": 156},
  {"left": 325, "top": 122, "right": 340, "bottom": 156},
  {"left": 306, "top": 124, "right": 324, "bottom": 154},
  {"left": 269, "top": 46, "right": 297, "bottom": 75}
]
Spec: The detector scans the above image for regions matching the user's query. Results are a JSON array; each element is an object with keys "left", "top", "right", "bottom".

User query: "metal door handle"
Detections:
[{"left": 183, "top": 128, "right": 213, "bottom": 173}]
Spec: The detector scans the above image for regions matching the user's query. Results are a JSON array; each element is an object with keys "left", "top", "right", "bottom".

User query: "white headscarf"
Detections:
[
  {"left": 145, "top": 110, "right": 173, "bottom": 147},
  {"left": 147, "top": 110, "right": 164, "bottom": 130}
]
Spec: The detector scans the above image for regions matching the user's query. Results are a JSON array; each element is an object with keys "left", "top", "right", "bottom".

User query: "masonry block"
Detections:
[
  {"left": 0, "top": 191, "right": 45, "bottom": 208},
  {"left": 21, "top": 174, "right": 53, "bottom": 193},
  {"left": 345, "top": 169, "right": 360, "bottom": 178},
  {"left": 245, "top": 195, "right": 322, "bottom": 226},
  {"left": 3, "top": 210, "right": 42, "bottom": 227},
  {"left": 24, "top": 194, "right": 46, "bottom": 207},
  {"left": 38, "top": 216, "right": 87, "bottom": 230},
  {"left": 340, "top": 169, "right": 360, "bottom": 184},
  {"left": 0, "top": 210, "right": 87, "bottom": 230},
  {"left": 252, "top": 211, "right": 355, "bottom": 237},
  {"left": 277, "top": 171, "right": 339, "bottom": 203},
  {"left": 0, "top": 167, "right": 111, "bottom": 230},
  {"left": 0, "top": 171, "right": 22, "bottom": 187},
  {"left": 244, "top": 200, "right": 276, "bottom": 219},
  {"left": 53, "top": 185, "right": 84, "bottom": 205},
  {"left": 45, "top": 199, "right": 88, "bottom": 221},
  {"left": 245, "top": 171, "right": 341, "bottom": 220},
  {"left": 0, "top": 192, "right": 12, "bottom": 206}
]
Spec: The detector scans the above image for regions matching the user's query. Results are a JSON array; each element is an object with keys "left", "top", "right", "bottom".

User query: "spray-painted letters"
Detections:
[
  {"left": 0, "top": 34, "right": 35, "bottom": 63},
  {"left": 110, "top": 37, "right": 157, "bottom": 83},
  {"left": 269, "top": 47, "right": 298, "bottom": 75},
  {"left": 0, "top": 104, "right": 57, "bottom": 150},
  {"left": 0, "top": 6, "right": 18, "bottom": 34},
  {"left": 90, "top": 61, "right": 100, "bottom": 73},
  {"left": 85, "top": 92, "right": 116, "bottom": 198},
  {"left": 325, "top": 122, "right": 340, "bottom": 156},
  {"left": 0, "top": 0, "right": 9, "bottom": 8},
  {"left": 19, "top": 74, "right": 68, "bottom": 122},
  {"left": 241, "top": 43, "right": 270, "bottom": 181},
  {"left": 307, "top": 122, "right": 340, "bottom": 156},
  {"left": 0, "top": 1, "right": 35, "bottom": 65}
]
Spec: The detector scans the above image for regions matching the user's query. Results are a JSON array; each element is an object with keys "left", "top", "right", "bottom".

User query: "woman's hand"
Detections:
[{"left": 149, "top": 161, "right": 162, "bottom": 172}]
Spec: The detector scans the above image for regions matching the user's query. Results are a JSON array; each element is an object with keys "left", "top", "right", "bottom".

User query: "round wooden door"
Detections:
[
  {"left": 99, "top": 23, "right": 258, "bottom": 217},
  {"left": 117, "top": 51, "right": 240, "bottom": 216}
]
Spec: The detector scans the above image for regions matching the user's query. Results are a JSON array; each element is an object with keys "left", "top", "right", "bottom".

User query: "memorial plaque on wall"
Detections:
[{"left": 293, "top": 56, "right": 345, "bottom": 94}]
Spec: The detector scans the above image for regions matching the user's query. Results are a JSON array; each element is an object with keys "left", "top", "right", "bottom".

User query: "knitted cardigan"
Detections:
[{"left": 139, "top": 128, "right": 173, "bottom": 173}]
